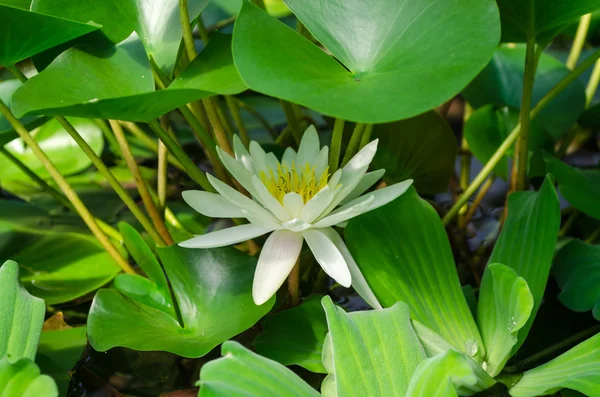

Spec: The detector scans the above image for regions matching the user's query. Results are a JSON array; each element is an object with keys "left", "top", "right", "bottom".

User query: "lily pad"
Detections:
[{"left": 233, "top": 0, "right": 500, "bottom": 123}]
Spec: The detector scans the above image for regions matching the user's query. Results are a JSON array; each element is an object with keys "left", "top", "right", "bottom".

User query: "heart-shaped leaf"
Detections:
[
  {"left": 233, "top": 0, "right": 500, "bottom": 123},
  {"left": 371, "top": 111, "right": 457, "bottom": 194},
  {"left": 0, "top": 358, "right": 57, "bottom": 397},
  {"left": 345, "top": 188, "right": 484, "bottom": 362},
  {"left": 88, "top": 245, "right": 273, "bottom": 358},
  {"left": 0, "top": 80, "right": 47, "bottom": 146},
  {"left": 554, "top": 240, "right": 600, "bottom": 320}
]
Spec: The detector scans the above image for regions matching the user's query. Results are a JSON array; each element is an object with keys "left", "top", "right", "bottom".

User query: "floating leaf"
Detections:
[
  {"left": 233, "top": 0, "right": 500, "bottom": 123},
  {"left": 0, "top": 358, "right": 58, "bottom": 397},
  {"left": 0, "top": 80, "right": 47, "bottom": 146}
]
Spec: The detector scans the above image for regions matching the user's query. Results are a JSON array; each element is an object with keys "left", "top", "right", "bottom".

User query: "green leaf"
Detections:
[
  {"left": 477, "top": 263, "right": 534, "bottom": 376},
  {"left": 0, "top": 358, "right": 58, "bottom": 397},
  {"left": 345, "top": 187, "right": 484, "bottom": 361},
  {"left": 463, "top": 46, "right": 586, "bottom": 140},
  {"left": 546, "top": 156, "right": 600, "bottom": 221},
  {"left": 12, "top": 33, "right": 244, "bottom": 122},
  {"left": 0, "top": 200, "right": 51, "bottom": 259},
  {"left": 496, "top": 0, "right": 600, "bottom": 43},
  {"left": 554, "top": 240, "right": 600, "bottom": 320},
  {"left": 0, "top": 80, "right": 47, "bottom": 146},
  {"left": 321, "top": 296, "right": 426, "bottom": 396},
  {"left": 88, "top": 246, "right": 273, "bottom": 358},
  {"left": 0, "top": 4, "right": 98, "bottom": 66},
  {"left": 488, "top": 175, "right": 560, "bottom": 352},
  {"left": 233, "top": 0, "right": 500, "bottom": 123},
  {"left": 198, "top": 341, "right": 320, "bottom": 397},
  {"left": 371, "top": 111, "right": 457, "bottom": 194},
  {"left": 509, "top": 333, "right": 600, "bottom": 397},
  {"left": 0, "top": 261, "right": 45, "bottom": 362},
  {"left": 254, "top": 295, "right": 327, "bottom": 373}
]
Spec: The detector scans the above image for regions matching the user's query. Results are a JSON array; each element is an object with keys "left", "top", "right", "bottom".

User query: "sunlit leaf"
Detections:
[
  {"left": 0, "top": 80, "right": 47, "bottom": 146},
  {"left": 0, "top": 358, "right": 57, "bottom": 397}
]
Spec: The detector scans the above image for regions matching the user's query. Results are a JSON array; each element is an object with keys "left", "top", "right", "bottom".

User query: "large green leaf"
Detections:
[
  {"left": 12, "top": 232, "right": 120, "bottom": 305},
  {"left": 0, "top": 358, "right": 57, "bottom": 397},
  {"left": 88, "top": 245, "right": 273, "bottom": 357},
  {"left": 509, "top": 333, "right": 600, "bottom": 397},
  {"left": 12, "top": 33, "right": 245, "bottom": 122},
  {"left": 546, "top": 156, "right": 600, "bottom": 221},
  {"left": 0, "top": 4, "right": 98, "bottom": 66},
  {"left": 488, "top": 175, "right": 560, "bottom": 352},
  {"left": 463, "top": 46, "right": 586, "bottom": 140},
  {"left": 0, "top": 261, "right": 45, "bottom": 363},
  {"left": 477, "top": 263, "right": 534, "bottom": 376},
  {"left": 321, "top": 296, "right": 425, "bottom": 396},
  {"left": 345, "top": 187, "right": 484, "bottom": 361},
  {"left": 0, "top": 80, "right": 47, "bottom": 146},
  {"left": 496, "top": 0, "right": 600, "bottom": 43},
  {"left": 0, "top": 200, "right": 51, "bottom": 259},
  {"left": 554, "top": 240, "right": 600, "bottom": 320},
  {"left": 198, "top": 341, "right": 320, "bottom": 397},
  {"left": 233, "top": 0, "right": 500, "bottom": 123},
  {"left": 254, "top": 295, "right": 327, "bottom": 373},
  {"left": 371, "top": 112, "right": 457, "bottom": 194}
]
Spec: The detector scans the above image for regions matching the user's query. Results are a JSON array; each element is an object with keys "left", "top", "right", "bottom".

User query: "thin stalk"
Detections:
[
  {"left": 0, "top": 99, "right": 133, "bottom": 273},
  {"left": 287, "top": 259, "right": 300, "bottom": 307},
  {"left": 358, "top": 123, "right": 373, "bottom": 150},
  {"left": 148, "top": 120, "right": 215, "bottom": 192},
  {"left": 120, "top": 121, "right": 185, "bottom": 171},
  {"left": 110, "top": 120, "right": 172, "bottom": 245},
  {"left": 215, "top": 97, "right": 235, "bottom": 139},
  {"left": 275, "top": 126, "right": 291, "bottom": 145},
  {"left": 559, "top": 210, "right": 580, "bottom": 236},
  {"left": 586, "top": 226, "right": 600, "bottom": 243},
  {"left": 94, "top": 119, "right": 121, "bottom": 154},
  {"left": 165, "top": 206, "right": 188, "bottom": 233},
  {"left": 202, "top": 97, "right": 233, "bottom": 155},
  {"left": 196, "top": 13, "right": 210, "bottom": 43},
  {"left": 459, "top": 176, "right": 496, "bottom": 228},
  {"left": 556, "top": 125, "right": 581, "bottom": 158},
  {"left": 6, "top": 64, "right": 27, "bottom": 82},
  {"left": 179, "top": 0, "right": 197, "bottom": 61},
  {"left": 207, "top": 16, "right": 236, "bottom": 34},
  {"left": 237, "top": 99, "right": 277, "bottom": 139},
  {"left": 329, "top": 118, "right": 345, "bottom": 173},
  {"left": 512, "top": 37, "right": 538, "bottom": 192},
  {"left": 586, "top": 60, "right": 600, "bottom": 105},
  {"left": 566, "top": 13, "right": 592, "bottom": 70},
  {"left": 341, "top": 123, "right": 366, "bottom": 166},
  {"left": 280, "top": 100, "right": 303, "bottom": 144},
  {"left": 225, "top": 95, "right": 250, "bottom": 147},
  {"left": 443, "top": 47, "right": 600, "bottom": 225},
  {"left": 157, "top": 142, "right": 168, "bottom": 212}
]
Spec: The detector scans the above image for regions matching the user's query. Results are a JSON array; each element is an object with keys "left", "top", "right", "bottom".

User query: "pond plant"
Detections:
[{"left": 0, "top": 0, "right": 600, "bottom": 396}]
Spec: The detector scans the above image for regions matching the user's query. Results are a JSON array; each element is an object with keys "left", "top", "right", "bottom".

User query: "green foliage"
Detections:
[
  {"left": 0, "top": 80, "right": 47, "bottom": 145},
  {"left": 0, "top": 358, "right": 58, "bottom": 397}
]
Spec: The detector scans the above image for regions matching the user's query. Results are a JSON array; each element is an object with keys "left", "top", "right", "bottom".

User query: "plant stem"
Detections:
[
  {"left": 586, "top": 60, "right": 600, "bottom": 105},
  {"left": 237, "top": 99, "right": 277, "bottom": 139},
  {"left": 566, "top": 13, "right": 592, "bottom": 70},
  {"left": 443, "top": 47, "right": 600, "bottom": 226},
  {"left": 196, "top": 17, "right": 210, "bottom": 43},
  {"left": 120, "top": 121, "right": 185, "bottom": 171},
  {"left": 459, "top": 176, "right": 495, "bottom": 228},
  {"left": 586, "top": 226, "right": 600, "bottom": 243},
  {"left": 0, "top": 99, "right": 133, "bottom": 273},
  {"left": 215, "top": 97, "right": 236, "bottom": 139},
  {"left": 287, "top": 259, "right": 300, "bottom": 307},
  {"left": 559, "top": 210, "right": 580, "bottom": 236},
  {"left": 280, "top": 100, "right": 303, "bottom": 144},
  {"left": 94, "top": 119, "right": 121, "bottom": 154},
  {"left": 329, "top": 118, "right": 345, "bottom": 173},
  {"left": 341, "top": 123, "right": 366, "bottom": 166},
  {"left": 179, "top": 0, "right": 197, "bottom": 62},
  {"left": 225, "top": 95, "right": 250, "bottom": 147},
  {"left": 202, "top": 98, "right": 233, "bottom": 154},
  {"left": 512, "top": 37, "right": 538, "bottom": 192},
  {"left": 148, "top": 120, "right": 215, "bottom": 192},
  {"left": 358, "top": 123, "right": 373, "bottom": 150},
  {"left": 110, "top": 120, "right": 172, "bottom": 245}
]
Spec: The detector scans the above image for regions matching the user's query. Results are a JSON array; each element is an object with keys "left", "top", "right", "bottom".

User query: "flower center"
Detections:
[{"left": 259, "top": 162, "right": 329, "bottom": 203}]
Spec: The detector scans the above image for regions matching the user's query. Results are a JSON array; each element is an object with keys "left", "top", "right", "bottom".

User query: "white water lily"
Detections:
[{"left": 180, "top": 125, "right": 413, "bottom": 306}]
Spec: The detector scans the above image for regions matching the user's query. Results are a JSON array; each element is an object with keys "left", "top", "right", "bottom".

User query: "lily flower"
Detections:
[{"left": 180, "top": 126, "right": 413, "bottom": 306}]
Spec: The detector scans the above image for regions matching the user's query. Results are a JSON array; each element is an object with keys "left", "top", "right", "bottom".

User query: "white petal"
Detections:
[
  {"left": 233, "top": 135, "right": 255, "bottom": 173},
  {"left": 251, "top": 176, "right": 292, "bottom": 222},
  {"left": 283, "top": 192, "right": 304, "bottom": 218},
  {"left": 281, "top": 218, "right": 312, "bottom": 232},
  {"left": 182, "top": 190, "right": 245, "bottom": 218},
  {"left": 319, "top": 228, "right": 382, "bottom": 309},
  {"left": 265, "top": 152, "right": 280, "bottom": 172},
  {"left": 317, "top": 166, "right": 369, "bottom": 221},
  {"left": 253, "top": 230, "right": 303, "bottom": 305},
  {"left": 217, "top": 146, "right": 257, "bottom": 195},
  {"left": 207, "top": 174, "right": 281, "bottom": 226},
  {"left": 249, "top": 141, "right": 269, "bottom": 173},
  {"left": 296, "top": 125, "right": 321, "bottom": 167},
  {"left": 340, "top": 169, "right": 385, "bottom": 205},
  {"left": 281, "top": 147, "right": 297, "bottom": 169},
  {"left": 300, "top": 185, "right": 336, "bottom": 223},
  {"left": 314, "top": 179, "right": 413, "bottom": 228},
  {"left": 179, "top": 224, "right": 273, "bottom": 248},
  {"left": 314, "top": 146, "right": 329, "bottom": 178},
  {"left": 344, "top": 139, "right": 378, "bottom": 175},
  {"left": 303, "top": 229, "right": 351, "bottom": 287}
]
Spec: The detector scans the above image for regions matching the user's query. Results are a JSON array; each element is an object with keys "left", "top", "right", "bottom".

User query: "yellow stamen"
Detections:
[{"left": 259, "top": 162, "right": 329, "bottom": 203}]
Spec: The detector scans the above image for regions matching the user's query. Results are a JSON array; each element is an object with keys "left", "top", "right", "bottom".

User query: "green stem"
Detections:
[
  {"left": 341, "top": 123, "right": 366, "bottom": 166},
  {"left": 120, "top": 121, "right": 185, "bottom": 171},
  {"left": 202, "top": 97, "right": 233, "bottom": 155},
  {"left": 586, "top": 226, "right": 600, "bottom": 243},
  {"left": 559, "top": 210, "right": 580, "bottom": 236},
  {"left": 225, "top": 95, "right": 250, "bottom": 147},
  {"left": 443, "top": 47, "right": 600, "bottom": 226},
  {"left": 179, "top": 0, "right": 197, "bottom": 61},
  {"left": 329, "top": 118, "right": 345, "bottom": 173},
  {"left": 566, "top": 13, "right": 592, "bottom": 70},
  {"left": 94, "top": 119, "right": 121, "bottom": 154},
  {"left": 148, "top": 120, "right": 215, "bottom": 192},
  {"left": 280, "top": 100, "right": 303, "bottom": 144},
  {"left": 157, "top": 141, "right": 168, "bottom": 213},
  {"left": 215, "top": 97, "right": 235, "bottom": 139},
  {"left": 0, "top": 99, "right": 133, "bottom": 274},
  {"left": 358, "top": 123, "right": 373, "bottom": 150},
  {"left": 196, "top": 17, "right": 210, "bottom": 44},
  {"left": 237, "top": 99, "right": 277, "bottom": 139},
  {"left": 586, "top": 60, "right": 600, "bottom": 105}
]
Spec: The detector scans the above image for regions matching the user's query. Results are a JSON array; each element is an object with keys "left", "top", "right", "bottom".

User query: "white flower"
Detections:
[{"left": 180, "top": 125, "right": 413, "bottom": 306}]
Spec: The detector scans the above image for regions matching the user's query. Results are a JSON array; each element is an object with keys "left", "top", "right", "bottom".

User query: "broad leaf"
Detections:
[
  {"left": 0, "top": 261, "right": 45, "bottom": 362},
  {"left": 509, "top": 333, "right": 600, "bottom": 397},
  {"left": 554, "top": 240, "right": 600, "bottom": 320},
  {"left": 233, "top": 0, "right": 500, "bottom": 123},
  {"left": 371, "top": 112, "right": 457, "bottom": 194},
  {"left": 0, "top": 80, "right": 47, "bottom": 146},
  {"left": 0, "top": 200, "right": 51, "bottom": 259},
  {"left": 254, "top": 295, "right": 327, "bottom": 373},
  {"left": 488, "top": 175, "right": 560, "bottom": 352},
  {"left": 321, "top": 296, "right": 425, "bottom": 396},
  {"left": 477, "top": 263, "right": 534, "bottom": 376},
  {"left": 198, "top": 341, "right": 320, "bottom": 397},
  {"left": 463, "top": 46, "right": 586, "bottom": 140},
  {"left": 88, "top": 246, "right": 273, "bottom": 357},
  {"left": 546, "top": 156, "right": 600, "bottom": 221},
  {"left": 0, "top": 358, "right": 57, "bottom": 397},
  {"left": 0, "top": 4, "right": 98, "bottom": 66},
  {"left": 345, "top": 187, "right": 484, "bottom": 361}
]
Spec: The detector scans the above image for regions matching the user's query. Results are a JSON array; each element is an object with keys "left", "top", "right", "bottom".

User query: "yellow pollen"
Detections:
[{"left": 259, "top": 162, "right": 329, "bottom": 203}]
